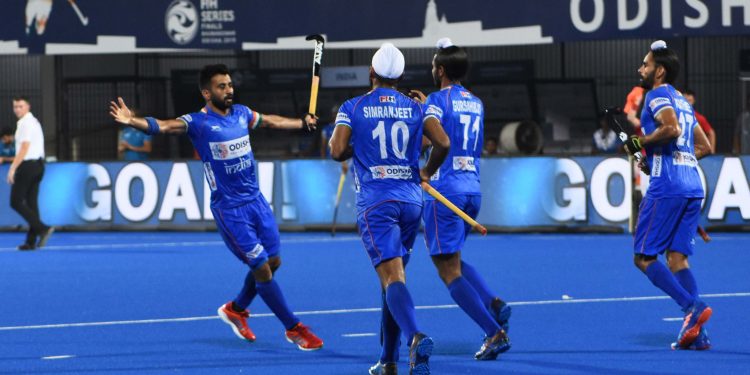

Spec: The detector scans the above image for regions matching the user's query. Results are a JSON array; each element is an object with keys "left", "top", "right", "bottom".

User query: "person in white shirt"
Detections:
[{"left": 7, "top": 96, "right": 53, "bottom": 250}]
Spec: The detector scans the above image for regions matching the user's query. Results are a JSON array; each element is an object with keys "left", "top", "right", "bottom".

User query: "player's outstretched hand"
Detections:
[
  {"left": 109, "top": 97, "right": 133, "bottom": 125},
  {"left": 624, "top": 135, "right": 642, "bottom": 156},
  {"left": 408, "top": 90, "right": 426, "bottom": 103},
  {"left": 302, "top": 113, "right": 318, "bottom": 131}
]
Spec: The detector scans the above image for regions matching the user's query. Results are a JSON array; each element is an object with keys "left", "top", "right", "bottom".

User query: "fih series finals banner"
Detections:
[
  {"left": 1, "top": 157, "right": 749, "bottom": 230},
  {"left": 2, "top": 0, "right": 750, "bottom": 54}
]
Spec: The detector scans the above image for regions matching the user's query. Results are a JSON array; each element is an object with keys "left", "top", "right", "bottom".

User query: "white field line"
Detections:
[
  {"left": 1, "top": 292, "right": 747, "bottom": 332},
  {"left": 342, "top": 333, "right": 377, "bottom": 338},
  {"left": 41, "top": 355, "right": 75, "bottom": 360},
  {"left": 0, "top": 236, "right": 361, "bottom": 252}
]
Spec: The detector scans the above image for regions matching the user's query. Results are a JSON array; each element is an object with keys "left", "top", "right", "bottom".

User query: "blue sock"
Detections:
[
  {"left": 674, "top": 268, "right": 699, "bottom": 298},
  {"left": 256, "top": 279, "right": 299, "bottom": 330},
  {"left": 645, "top": 262, "right": 694, "bottom": 310},
  {"left": 233, "top": 270, "right": 257, "bottom": 310},
  {"left": 449, "top": 276, "right": 501, "bottom": 336},
  {"left": 461, "top": 261, "right": 495, "bottom": 308},
  {"left": 380, "top": 290, "right": 401, "bottom": 363},
  {"left": 385, "top": 282, "right": 419, "bottom": 344}
]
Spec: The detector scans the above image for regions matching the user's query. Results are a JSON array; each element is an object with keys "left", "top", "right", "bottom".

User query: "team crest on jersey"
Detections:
[
  {"left": 379, "top": 96, "right": 396, "bottom": 103},
  {"left": 460, "top": 91, "right": 471, "bottom": 98}
]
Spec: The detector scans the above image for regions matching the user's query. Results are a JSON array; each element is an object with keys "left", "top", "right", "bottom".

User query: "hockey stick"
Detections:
[
  {"left": 331, "top": 170, "right": 346, "bottom": 237},
  {"left": 68, "top": 0, "right": 89, "bottom": 26},
  {"left": 305, "top": 34, "right": 325, "bottom": 116},
  {"left": 421, "top": 182, "right": 488, "bottom": 236},
  {"left": 604, "top": 107, "right": 649, "bottom": 175}
]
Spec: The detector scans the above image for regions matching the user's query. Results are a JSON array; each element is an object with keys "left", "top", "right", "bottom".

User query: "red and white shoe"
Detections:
[
  {"left": 285, "top": 322, "right": 323, "bottom": 351},
  {"left": 217, "top": 302, "right": 256, "bottom": 342}
]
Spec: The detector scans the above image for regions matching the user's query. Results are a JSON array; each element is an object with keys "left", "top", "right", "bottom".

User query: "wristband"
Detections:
[{"left": 145, "top": 117, "right": 160, "bottom": 135}]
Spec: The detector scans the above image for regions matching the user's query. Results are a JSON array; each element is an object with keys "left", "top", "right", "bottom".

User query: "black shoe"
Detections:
[
  {"left": 17, "top": 243, "right": 37, "bottom": 251},
  {"left": 37, "top": 226, "right": 55, "bottom": 248},
  {"left": 475, "top": 329, "right": 511, "bottom": 360}
]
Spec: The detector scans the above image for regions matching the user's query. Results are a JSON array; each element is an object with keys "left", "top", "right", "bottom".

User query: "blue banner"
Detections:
[
  {"left": 3, "top": 0, "right": 749, "bottom": 54},
  {"left": 1, "top": 156, "right": 749, "bottom": 230}
]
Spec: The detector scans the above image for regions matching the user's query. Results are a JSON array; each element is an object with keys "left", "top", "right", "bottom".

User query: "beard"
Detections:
[
  {"left": 210, "top": 95, "right": 232, "bottom": 110},
  {"left": 640, "top": 71, "right": 655, "bottom": 89},
  {"left": 432, "top": 71, "right": 441, "bottom": 89}
]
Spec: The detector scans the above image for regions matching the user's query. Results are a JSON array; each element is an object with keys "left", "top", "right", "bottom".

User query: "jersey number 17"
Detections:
[{"left": 460, "top": 114, "right": 480, "bottom": 151}]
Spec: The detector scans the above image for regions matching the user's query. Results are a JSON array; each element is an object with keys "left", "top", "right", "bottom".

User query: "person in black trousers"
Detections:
[{"left": 7, "top": 96, "right": 53, "bottom": 250}]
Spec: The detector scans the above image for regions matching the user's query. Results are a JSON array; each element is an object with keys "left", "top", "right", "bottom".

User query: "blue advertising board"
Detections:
[{"left": 1, "top": 156, "right": 749, "bottom": 231}]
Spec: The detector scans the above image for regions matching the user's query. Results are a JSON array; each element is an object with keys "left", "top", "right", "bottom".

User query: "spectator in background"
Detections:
[
  {"left": 683, "top": 90, "right": 716, "bottom": 153},
  {"left": 592, "top": 113, "right": 621, "bottom": 154},
  {"left": 483, "top": 136, "right": 498, "bottom": 156},
  {"left": 118, "top": 111, "right": 152, "bottom": 160},
  {"left": 320, "top": 105, "right": 339, "bottom": 158},
  {"left": 7, "top": 96, "right": 54, "bottom": 250},
  {"left": 734, "top": 96, "right": 750, "bottom": 154},
  {"left": 1, "top": 127, "right": 15, "bottom": 163},
  {"left": 623, "top": 86, "right": 646, "bottom": 132}
]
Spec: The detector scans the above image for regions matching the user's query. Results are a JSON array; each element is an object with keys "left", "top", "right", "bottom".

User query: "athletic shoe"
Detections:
[
  {"left": 676, "top": 300, "right": 712, "bottom": 348},
  {"left": 491, "top": 298, "right": 512, "bottom": 333},
  {"left": 17, "top": 243, "right": 36, "bottom": 251},
  {"left": 285, "top": 322, "right": 323, "bottom": 351},
  {"left": 408, "top": 333, "right": 433, "bottom": 375},
  {"left": 37, "top": 226, "right": 55, "bottom": 248},
  {"left": 217, "top": 302, "right": 256, "bottom": 342},
  {"left": 671, "top": 327, "right": 711, "bottom": 351},
  {"left": 475, "top": 329, "right": 512, "bottom": 360},
  {"left": 369, "top": 361, "right": 398, "bottom": 375}
]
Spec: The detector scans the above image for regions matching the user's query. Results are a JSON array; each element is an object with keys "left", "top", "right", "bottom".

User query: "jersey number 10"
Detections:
[{"left": 372, "top": 120, "right": 410, "bottom": 159}]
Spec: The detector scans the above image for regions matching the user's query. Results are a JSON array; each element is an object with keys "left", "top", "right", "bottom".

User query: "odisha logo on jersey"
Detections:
[
  {"left": 370, "top": 165, "right": 412, "bottom": 180},
  {"left": 165, "top": 0, "right": 198, "bottom": 45},
  {"left": 379, "top": 96, "right": 395, "bottom": 103},
  {"left": 210, "top": 143, "right": 230, "bottom": 159},
  {"left": 372, "top": 166, "right": 387, "bottom": 178}
]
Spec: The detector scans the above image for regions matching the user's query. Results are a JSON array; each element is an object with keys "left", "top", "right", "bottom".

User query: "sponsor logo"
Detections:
[
  {"left": 210, "top": 125, "right": 221, "bottom": 132},
  {"left": 460, "top": 91, "right": 471, "bottom": 98},
  {"left": 649, "top": 97, "right": 671, "bottom": 112},
  {"left": 203, "top": 162, "right": 217, "bottom": 191},
  {"left": 369, "top": 165, "right": 413, "bottom": 180},
  {"left": 165, "top": 0, "right": 199, "bottom": 45},
  {"left": 652, "top": 152, "right": 662, "bottom": 177},
  {"left": 336, "top": 111, "right": 350, "bottom": 124},
  {"left": 380, "top": 96, "right": 395, "bottom": 103},
  {"left": 180, "top": 114, "right": 193, "bottom": 123},
  {"left": 425, "top": 105, "right": 443, "bottom": 118},
  {"left": 452, "top": 156, "right": 476, "bottom": 171},
  {"left": 673, "top": 151, "right": 698, "bottom": 167},
  {"left": 209, "top": 135, "right": 251, "bottom": 160},
  {"left": 246, "top": 243, "right": 264, "bottom": 260}
]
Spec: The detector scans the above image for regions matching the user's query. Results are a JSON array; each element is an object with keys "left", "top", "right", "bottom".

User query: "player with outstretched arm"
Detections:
[{"left": 108, "top": 64, "right": 324, "bottom": 351}]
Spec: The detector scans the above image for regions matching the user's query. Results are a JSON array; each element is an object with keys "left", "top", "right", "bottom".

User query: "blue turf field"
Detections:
[{"left": 1, "top": 232, "right": 749, "bottom": 374}]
